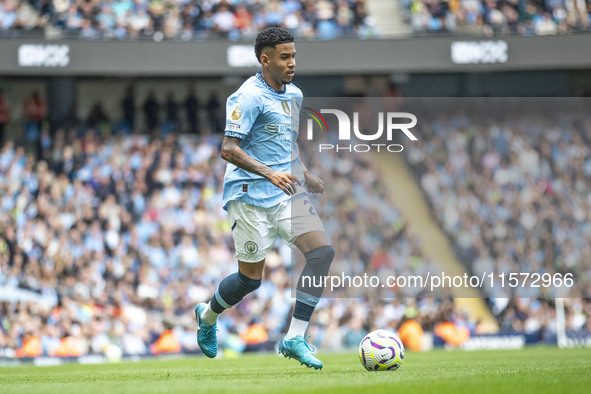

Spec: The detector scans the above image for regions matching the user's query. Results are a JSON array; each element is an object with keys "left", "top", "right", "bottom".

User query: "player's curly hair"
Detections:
[{"left": 254, "top": 27, "right": 295, "bottom": 64}]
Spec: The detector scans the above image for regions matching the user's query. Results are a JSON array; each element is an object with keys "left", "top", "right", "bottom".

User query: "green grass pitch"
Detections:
[{"left": 1, "top": 347, "right": 590, "bottom": 393}]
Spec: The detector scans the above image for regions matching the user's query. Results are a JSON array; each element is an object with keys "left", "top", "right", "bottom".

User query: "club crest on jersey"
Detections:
[
  {"left": 245, "top": 241, "right": 258, "bottom": 254},
  {"left": 231, "top": 106, "right": 242, "bottom": 120},
  {"left": 281, "top": 101, "right": 290, "bottom": 115}
]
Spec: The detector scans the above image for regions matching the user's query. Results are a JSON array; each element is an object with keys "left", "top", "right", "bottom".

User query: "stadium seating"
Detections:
[
  {"left": 404, "top": 102, "right": 591, "bottom": 334},
  {"left": 3, "top": 0, "right": 589, "bottom": 39},
  {"left": 2, "top": 93, "right": 591, "bottom": 357},
  {"left": 0, "top": 0, "right": 379, "bottom": 40},
  {"left": 400, "top": 0, "right": 591, "bottom": 35},
  {"left": 0, "top": 116, "right": 465, "bottom": 357}
]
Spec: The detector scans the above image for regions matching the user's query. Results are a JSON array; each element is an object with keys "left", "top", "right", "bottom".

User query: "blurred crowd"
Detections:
[
  {"left": 2, "top": 0, "right": 591, "bottom": 40},
  {"left": 0, "top": 98, "right": 462, "bottom": 359},
  {"left": 1, "top": 93, "right": 590, "bottom": 360},
  {"left": 405, "top": 100, "right": 591, "bottom": 333},
  {"left": 496, "top": 298, "right": 591, "bottom": 337},
  {"left": 0, "top": 0, "right": 378, "bottom": 41},
  {"left": 403, "top": 0, "right": 591, "bottom": 35}
]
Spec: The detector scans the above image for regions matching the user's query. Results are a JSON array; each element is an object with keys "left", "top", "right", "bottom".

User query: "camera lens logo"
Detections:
[
  {"left": 303, "top": 107, "right": 418, "bottom": 153},
  {"left": 303, "top": 107, "right": 328, "bottom": 136}
]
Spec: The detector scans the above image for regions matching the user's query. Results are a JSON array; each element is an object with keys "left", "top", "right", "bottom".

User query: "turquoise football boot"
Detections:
[
  {"left": 278, "top": 335, "right": 323, "bottom": 370},
  {"left": 195, "top": 303, "right": 217, "bottom": 358}
]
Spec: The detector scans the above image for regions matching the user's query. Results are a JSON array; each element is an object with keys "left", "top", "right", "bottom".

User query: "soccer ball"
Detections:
[{"left": 359, "top": 329, "right": 404, "bottom": 371}]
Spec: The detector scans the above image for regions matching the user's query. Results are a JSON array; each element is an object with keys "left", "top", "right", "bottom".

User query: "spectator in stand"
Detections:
[
  {"left": 184, "top": 86, "right": 200, "bottom": 135},
  {"left": 148, "top": 0, "right": 166, "bottom": 33},
  {"left": 212, "top": 1, "right": 235, "bottom": 37},
  {"left": 164, "top": 92, "right": 180, "bottom": 135},
  {"left": 121, "top": 86, "right": 136, "bottom": 133},
  {"left": 142, "top": 90, "right": 160, "bottom": 133},
  {"left": 234, "top": 3, "right": 255, "bottom": 36},
  {"left": 0, "top": 0, "right": 18, "bottom": 30},
  {"left": 64, "top": 3, "right": 83, "bottom": 33},
  {"left": 0, "top": 88, "right": 10, "bottom": 142},
  {"left": 205, "top": 90, "right": 223, "bottom": 133},
  {"left": 23, "top": 90, "right": 47, "bottom": 157},
  {"left": 86, "top": 102, "right": 110, "bottom": 132}
]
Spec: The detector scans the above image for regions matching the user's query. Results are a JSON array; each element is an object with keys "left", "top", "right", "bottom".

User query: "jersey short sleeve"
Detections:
[{"left": 224, "top": 92, "right": 260, "bottom": 140}]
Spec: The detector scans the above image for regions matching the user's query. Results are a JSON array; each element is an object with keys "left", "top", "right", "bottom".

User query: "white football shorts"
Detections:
[{"left": 227, "top": 194, "right": 325, "bottom": 263}]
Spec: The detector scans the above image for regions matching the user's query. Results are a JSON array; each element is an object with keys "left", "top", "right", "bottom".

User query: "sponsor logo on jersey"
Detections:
[{"left": 264, "top": 123, "right": 289, "bottom": 133}]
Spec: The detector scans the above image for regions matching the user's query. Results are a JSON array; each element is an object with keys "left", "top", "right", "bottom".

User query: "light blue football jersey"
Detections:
[{"left": 222, "top": 72, "right": 306, "bottom": 210}]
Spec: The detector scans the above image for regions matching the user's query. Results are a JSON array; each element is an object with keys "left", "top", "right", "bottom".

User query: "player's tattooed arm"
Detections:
[
  {"left": 221, "top": 136, "right": 301, "bottom": 195},
  {"left": 220, "top": 136, "right": 272, "bottom": 177}
]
